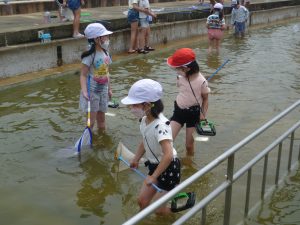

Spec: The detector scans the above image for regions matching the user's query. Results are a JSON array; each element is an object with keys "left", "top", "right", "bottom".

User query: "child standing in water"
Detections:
[
  {"left": 231, "top": 0, "right": 249, "bottom": 37},
  {"left": 206, "top": 3, "right": 226, "bottom": 53},
  {"left": 79, "top": 23, "right": 113, "bottom": 130},
  {"left": 121, "top": 79, "right": 190, "bottom": 214},
  {"left": 167, "top": 48, "right": 210, "bottom": 156}
]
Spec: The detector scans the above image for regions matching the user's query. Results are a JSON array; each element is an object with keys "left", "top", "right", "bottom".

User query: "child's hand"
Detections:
[
  {"left": 82, "top": 90, "right": 89, "bottom": 99},
  {"left": 130, "top": 161, "right": 139, "bottom": 169},
  {"left": 145, "top": 175, "right": 156, "bottom": 186},
  {"left": 151, "top": 12, "right": 157, "bottom": 18},
  {"left": 108, "top": 89, "right": 112, "bottom": 99},
  {"left": 200, "top": 113, "right": 206, "bottom": 121}
]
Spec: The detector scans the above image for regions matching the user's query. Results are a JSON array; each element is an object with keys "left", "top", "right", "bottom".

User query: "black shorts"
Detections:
[
  {"left": 170, "top": 101, "right": 200, "bottom": 128},
  {"left": 146, "top": 158, "right": 181, "bottom": 191}
]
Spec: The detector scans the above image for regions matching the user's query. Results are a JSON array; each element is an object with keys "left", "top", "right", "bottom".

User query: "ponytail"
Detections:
[{"left": 81, "top": 39, "right": 96, "bottom": 59}]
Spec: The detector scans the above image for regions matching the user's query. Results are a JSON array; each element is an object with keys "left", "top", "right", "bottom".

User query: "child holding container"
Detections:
[{"left": 167, "top": 48, "right": 210, "bottom": 156}]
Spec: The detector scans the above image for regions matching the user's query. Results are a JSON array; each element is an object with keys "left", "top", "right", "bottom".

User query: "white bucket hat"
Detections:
[
  {"left": 121, "top": 79, "right": 163, "bottom": 105},
  {"left": 231, "top": 0, "right": 238, "bottom": 4},
  {"left": 214, "top": 3, "right": 223, "bottom": 9},
  {"left": 84, "top": 23, "right": 113, "bottom": 39}
]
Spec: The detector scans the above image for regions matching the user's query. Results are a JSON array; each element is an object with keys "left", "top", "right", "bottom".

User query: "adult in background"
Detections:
[
  {"left": 127, "top": 0, "right": 156, "bottom": 54},
  {"left": 206, "top": 3, "right": 226, "bottom": 53},
  {"left": 231, "top": 0, "right": 249, "bottom": 37},
  {"left": 63, "top": 0, "right": 85, "bottom": 38},
  {"left": 138, "top": 0, "right": 156, "bottom": 54}
]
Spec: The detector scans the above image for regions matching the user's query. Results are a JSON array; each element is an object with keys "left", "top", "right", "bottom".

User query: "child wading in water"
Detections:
[
  {"left": 206, "top": 3, "right": 226, "bottom": 53},
  {"left": 121, "top": 79, "right": 195, "bottom": 214},
  {"left": 167, "top": 48, "right": 210, "bottom": 157},
  {"left": 79, "top": 23, "right": 113, "bottom": 131}
]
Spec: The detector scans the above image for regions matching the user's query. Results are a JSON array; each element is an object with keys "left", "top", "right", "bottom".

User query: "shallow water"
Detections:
[{"left": 0, "top": 19, "right": 299, "bottom": 225}]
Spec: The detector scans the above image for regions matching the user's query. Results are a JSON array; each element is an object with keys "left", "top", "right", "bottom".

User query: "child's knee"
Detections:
[{"left": 138, "top": 197, "right": 149, "bottom": 209}]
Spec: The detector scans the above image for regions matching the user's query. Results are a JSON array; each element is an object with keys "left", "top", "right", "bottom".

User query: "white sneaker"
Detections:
[{"left": 73, "top": 33, "right": 84, "bottom": 38}]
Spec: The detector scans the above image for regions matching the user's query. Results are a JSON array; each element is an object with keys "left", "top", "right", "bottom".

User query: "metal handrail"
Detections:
[{"left": 123, "top": 99, "right": 300, "bottom": 225}]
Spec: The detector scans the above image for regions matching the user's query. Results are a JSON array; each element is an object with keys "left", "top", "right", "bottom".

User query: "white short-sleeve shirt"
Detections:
[
  {"left": 139, "top": 0, "right": 150, "bottom": 18},
  {"left": 140, "top": 113, "right": 177, "bottom": 163}
]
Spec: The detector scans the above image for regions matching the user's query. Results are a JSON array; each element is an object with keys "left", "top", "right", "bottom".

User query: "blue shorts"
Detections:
[
  {"left": 234, "top": 21, "right": 246, "bottom": 34},
  {"left": 68, "top": 0, "right": 81, "bottom": 11},
  {"left": 127, "top": 9, "right": 139, "bottom": 24}
]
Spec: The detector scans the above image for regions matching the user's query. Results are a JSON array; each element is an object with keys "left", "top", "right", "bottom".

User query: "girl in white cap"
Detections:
[
  {"left": 167, "top": 48, "right": 210, "bottom": 157},
  {"left": 206, "top": 3, "right": 226, "bottom": 53},
  {"left": 121, "top": 79, "right": 191, "bottom": 214},
  {"left": 79, "top": 23, "right": 113, "bottom": 131}
]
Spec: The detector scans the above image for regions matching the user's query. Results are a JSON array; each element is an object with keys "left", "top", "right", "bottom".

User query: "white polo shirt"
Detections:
[{"left": 140, "top": 113, "right": 177, "bottom": 164}]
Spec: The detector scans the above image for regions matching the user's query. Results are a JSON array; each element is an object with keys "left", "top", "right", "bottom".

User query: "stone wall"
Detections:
[
  {"left": 1, "top": 4, "right": 299, "bottom": 78},
  {"left": 0, "top": 0, "right": 178, "bottom": 15}
]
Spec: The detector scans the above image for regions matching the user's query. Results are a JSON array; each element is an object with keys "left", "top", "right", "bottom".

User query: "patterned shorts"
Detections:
[
  {"left": 208, "top": 29, "right": 224, "bottom": 40},
  {"left": 146, "top": 158, "right": 181, "bottom": 191},
  {"left": 79, "top": 85, "right": 108, "bottom": 113}
]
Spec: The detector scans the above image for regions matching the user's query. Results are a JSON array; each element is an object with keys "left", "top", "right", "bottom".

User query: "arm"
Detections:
[
  {"left": 107, "top": 74, "right": 112, "bottom": 99},
  {"left": 206, "top": 17, "right": 210, "bottom": 29},
  {"left": 80, "top": 64, "right": 89, "bottom": 99},
  {"left": 131, "top": 141, "right": 146, "bottom": 168},
  {"left": 200, "top": 93, "right": 209, "bottom": 120},
  {"left": 145, "top": 140, "right": 173, "bottom": 185},
  {"left": 132, "top": 3, "right": 156, "bottom": 18},
  {"left": 245, "top": 8, "right": 249, "bottom": 21},
  {"left": 231, "top": 10, "right": 236, "bottom": 25},
  {"left": 221, "top": 18, "right": 226, "bottom": 30}
]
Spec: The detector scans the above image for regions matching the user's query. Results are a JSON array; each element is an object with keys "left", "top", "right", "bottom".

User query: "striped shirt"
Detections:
[{"left": 207, "top": 13, "right": 225, "bottom": 29}]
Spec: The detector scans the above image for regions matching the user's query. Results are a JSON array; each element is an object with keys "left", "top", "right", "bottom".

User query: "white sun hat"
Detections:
[
  {"left": 84, "top": 23, "right": 113, "bottom": 39},
  {"left": 121, "top": 79, "right": 163, "bottom": 105},
  {"left": 214, "top": 3, "right": 223, "bottom": 9}
]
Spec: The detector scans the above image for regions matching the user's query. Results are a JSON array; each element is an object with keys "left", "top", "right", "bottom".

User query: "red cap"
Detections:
[{"left": 167, "top": 48, "right": 196, "bottom": 67}]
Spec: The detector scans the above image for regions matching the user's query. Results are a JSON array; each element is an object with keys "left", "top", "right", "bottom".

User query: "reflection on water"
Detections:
[
  {"left": 0, "top": 19, "right": 299, "bottom": 225},
  {"left": 246, "top": 165, "right": 300, "bottom": 225}
]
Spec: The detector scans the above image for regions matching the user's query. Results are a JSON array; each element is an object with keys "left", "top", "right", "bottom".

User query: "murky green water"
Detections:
[{"left": 0, "top": 19, "right": 299, "bottom": 225}]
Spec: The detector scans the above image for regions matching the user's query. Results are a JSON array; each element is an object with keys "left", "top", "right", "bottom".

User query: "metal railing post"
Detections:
[
  {"left": 298, "top": 142, "right": 300, "bottom": 161},
  {"left": 288, "top": 131, "right": 294, "bottom": 171},
  {"left": 223, "top": 154, "right": 234, "bottom": 225},
  {"left": 201, "top": 207, "right": 206, "bottom": 225},
  {"left": 244, "top": 168, "right": 252, "bottom": 217},
  {"left": 275, "top": 142, "right": 282, "bottom": 185},
  {"left": 261, "top": 154, "right": 269, "bottom": 200}
]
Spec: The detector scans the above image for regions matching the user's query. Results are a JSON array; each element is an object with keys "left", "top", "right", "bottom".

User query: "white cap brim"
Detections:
[
  {"left": 101, "top": 30, "right": 113, "bottom": 36},
  {"left": 121, "top": 96, "right": 143, "bottom": 105}
]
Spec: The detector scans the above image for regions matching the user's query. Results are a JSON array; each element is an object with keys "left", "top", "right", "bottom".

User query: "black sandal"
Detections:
[
  {"left": 137, "top": 49, "right": 149, "bottom": 54},
  {"left": 144, "top": 46, "right": 155, "bottom": 51}
]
